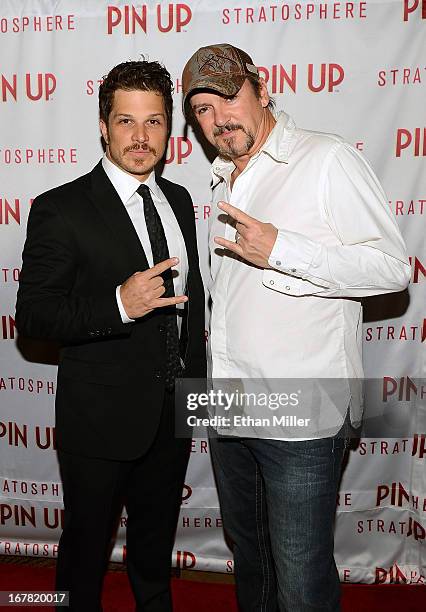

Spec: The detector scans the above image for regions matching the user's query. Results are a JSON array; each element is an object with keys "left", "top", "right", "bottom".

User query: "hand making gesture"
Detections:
[
  {"left": 120, "top": 257, "right": 187, "bottom": 319},
  {"left": 214, "top": 201, "right": 278, "bottom": 269}
]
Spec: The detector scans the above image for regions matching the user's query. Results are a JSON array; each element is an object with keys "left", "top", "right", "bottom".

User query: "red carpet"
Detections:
[{"left": 0, "top": 562, "right": 424, "bottom": 611}]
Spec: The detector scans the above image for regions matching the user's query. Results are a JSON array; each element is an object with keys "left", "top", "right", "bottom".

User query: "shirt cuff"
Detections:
[
  {"left": 268, "top": 229, "right": 321, "bottom": 278},
  {"left": 116, "top": 285, "right": 135, "bottom": 324}
]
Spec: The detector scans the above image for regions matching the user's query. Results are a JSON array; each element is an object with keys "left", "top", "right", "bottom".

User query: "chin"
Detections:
[
  {"left": 130, "top": 156, "right": 156, "bottom": 169},
  {"left": 219, "top": 145, "right": 245, "bottom": 159},
  {"left": 133, "top": 165, "right": 155, "bottom": 176}
]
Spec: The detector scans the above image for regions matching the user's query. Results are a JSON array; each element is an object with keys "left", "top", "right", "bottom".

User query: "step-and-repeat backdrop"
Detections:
[{"left": 0, "top": 0, "right": 425, "bottom": 585}]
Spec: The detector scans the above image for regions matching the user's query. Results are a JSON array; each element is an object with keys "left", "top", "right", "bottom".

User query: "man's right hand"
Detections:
[{"left": 120, "top": 257, "right": 187, "bottom": 319}]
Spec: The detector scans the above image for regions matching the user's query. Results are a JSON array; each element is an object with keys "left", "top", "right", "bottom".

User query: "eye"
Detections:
[
  {"left": 119, "top": 118, "right": 131, "bottom": 124},
  {"left": 147, "top": 119, "right": 161, "bottom": 125},
  {"left": 195, "top": 106, "right": 209, "bottom": 116}
]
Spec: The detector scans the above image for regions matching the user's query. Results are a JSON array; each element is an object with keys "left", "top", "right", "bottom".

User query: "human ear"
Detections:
[
  {"left": 258, "top": 78, "right": 270, "bottom": 108},
  {"left": 99, "top": 119, "right": 109, "bottom": 145}
]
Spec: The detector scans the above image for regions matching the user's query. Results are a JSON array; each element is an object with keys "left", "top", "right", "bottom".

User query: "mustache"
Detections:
[
  {"left": 124, "top": 143, "right": 157, "bottom": 155},
  {"left": 213, "top": 123, "right": 245, "bottom": 137}
]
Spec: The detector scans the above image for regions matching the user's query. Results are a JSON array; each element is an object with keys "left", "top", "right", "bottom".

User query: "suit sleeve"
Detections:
[{"left": 15, "top": 193, "right": 131, "bottom": 343}]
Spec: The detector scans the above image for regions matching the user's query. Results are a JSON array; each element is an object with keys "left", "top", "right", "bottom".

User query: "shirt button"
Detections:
[
  {"left": 285, "top": 285, "right": 291, "bottom": 291},
  {"left": 291, "top": 268, "right": 296, "bottom": 273},
  {"left": 158, "top": 325, "right": 166, "bottom": 333},
  {"left": 269, "top": 280, "right": 275, "bottom": 285},
  {"left": 275, "top": 260, "right": 282, "bottom": 266}
]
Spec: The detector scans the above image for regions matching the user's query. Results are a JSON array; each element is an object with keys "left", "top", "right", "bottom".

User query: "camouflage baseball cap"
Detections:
[{"left": 182, "top": 43, "right": 259, "bottom": 109}]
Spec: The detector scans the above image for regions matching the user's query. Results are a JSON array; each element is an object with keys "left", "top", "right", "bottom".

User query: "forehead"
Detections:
[{"left": 111, "top": 88, "right": 165, "bottom": 113}]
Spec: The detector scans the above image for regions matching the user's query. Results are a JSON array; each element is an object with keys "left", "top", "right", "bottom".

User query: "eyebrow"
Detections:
[
  {"left": 113, "top": 112, "right": 166, "bottom": 118},
  {"left": 191, "top": 103, "right": 209, "bottom": 111},
  {"left": 191, "top": 93, "right": 235, "bottom": 111}
]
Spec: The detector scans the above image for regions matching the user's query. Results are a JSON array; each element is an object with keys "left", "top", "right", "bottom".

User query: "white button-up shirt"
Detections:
[
  {"left": 101, "top": 155, "right": 188, "bottom": 329},
  {"left": 208, "top": 112, "right": 410, "bottom": 438}
]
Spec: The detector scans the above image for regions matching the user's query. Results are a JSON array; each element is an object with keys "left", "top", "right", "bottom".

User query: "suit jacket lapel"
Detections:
[{"left": 89, "top": 161, "right": 150, "bottom": 272}]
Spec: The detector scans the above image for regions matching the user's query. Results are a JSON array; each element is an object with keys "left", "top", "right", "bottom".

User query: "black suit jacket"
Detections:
[{"left": 16, "top": 162, "right": 206, "bottom": 460}]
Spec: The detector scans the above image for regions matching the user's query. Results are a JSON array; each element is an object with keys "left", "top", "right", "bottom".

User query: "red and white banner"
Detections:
[{"left": 0, "top": 0, "right": 424, "bottom": 583}]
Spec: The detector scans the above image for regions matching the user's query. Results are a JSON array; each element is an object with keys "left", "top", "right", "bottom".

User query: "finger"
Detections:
[
  {"left": 218, "top": 201, "right": 255, "bottom": 227},
  {"left": 153, "top": 295, "right": 188, "bottom": 308},
  {"left": 147, "top": 257, "right": 179, "bottom": 279},
  {"left": 153, "top": 285, "right": 166, "bottom": 298},
  {"left": 151, "top": 276, "right": 165, "bottom": 290},
  {"left": 214, "top": 236, "right": 244, "bottom": 256},
  {"left": 236, "top": 222, "right": 249, "bottom": 238}
]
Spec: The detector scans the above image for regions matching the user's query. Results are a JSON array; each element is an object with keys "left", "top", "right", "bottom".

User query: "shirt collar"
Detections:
[
  {"left": 211, "top": 111, "right": 297, "bottom": 187},
  {"left": 102, "top": 154, "right": 162, "bottom": 203}
]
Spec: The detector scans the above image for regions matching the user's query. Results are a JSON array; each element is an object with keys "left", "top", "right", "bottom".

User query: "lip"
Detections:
[
  {"left": 219, "top": 130, "right": 236, "bottom": 138},
  {"left": 128, "top": 149, "right": 151, "bottom": 156}
]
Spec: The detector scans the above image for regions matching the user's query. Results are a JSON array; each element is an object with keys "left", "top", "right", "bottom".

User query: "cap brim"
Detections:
[{"left": 182, "top": 75, "right": 246, "bottom": 111}]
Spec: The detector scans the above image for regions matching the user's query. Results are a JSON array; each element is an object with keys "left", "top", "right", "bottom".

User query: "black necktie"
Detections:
[{"left": 137, "top": 184, "right": 182, "bottom": 391}]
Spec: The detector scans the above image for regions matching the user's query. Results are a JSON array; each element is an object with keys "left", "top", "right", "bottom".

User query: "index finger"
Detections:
[
  {"left": 154, "top": 295, "right": 188, "bottom": 308},
  {"left": 218, "top": 201, "right": 255, "bottom": 227},
  {"left": 147, "top": 257, "right": 179, "bottom": 279}
]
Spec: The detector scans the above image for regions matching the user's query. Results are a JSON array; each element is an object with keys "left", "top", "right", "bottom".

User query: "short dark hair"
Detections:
[{"left": 99, "top": 60, "right": 173, "bottom": 129}]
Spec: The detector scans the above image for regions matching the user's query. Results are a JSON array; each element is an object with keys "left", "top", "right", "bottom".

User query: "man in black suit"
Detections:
[{"left": 15, "top": 60, "right": 206, "bottom": 611}]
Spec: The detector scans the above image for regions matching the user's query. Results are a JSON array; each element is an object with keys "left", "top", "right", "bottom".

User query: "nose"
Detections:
[
  {"left": 213, "top": 106, "right": 231, "bottom": 128},
  {"left": 132, "top": 123, "right": 148, "bottom": 143}
]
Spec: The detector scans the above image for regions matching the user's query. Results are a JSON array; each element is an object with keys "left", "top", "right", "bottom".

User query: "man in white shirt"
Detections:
[
  {"left": 182, "top": 44, "right": 410, "bottom": 611},
  {"left": 16, "top": 60, "right": 206, "bottom": 611}
]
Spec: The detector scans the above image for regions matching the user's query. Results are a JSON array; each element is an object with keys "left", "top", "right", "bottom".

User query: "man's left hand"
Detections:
[{"left": 214, "top": 201, "right": 278, "bottom": 269}]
